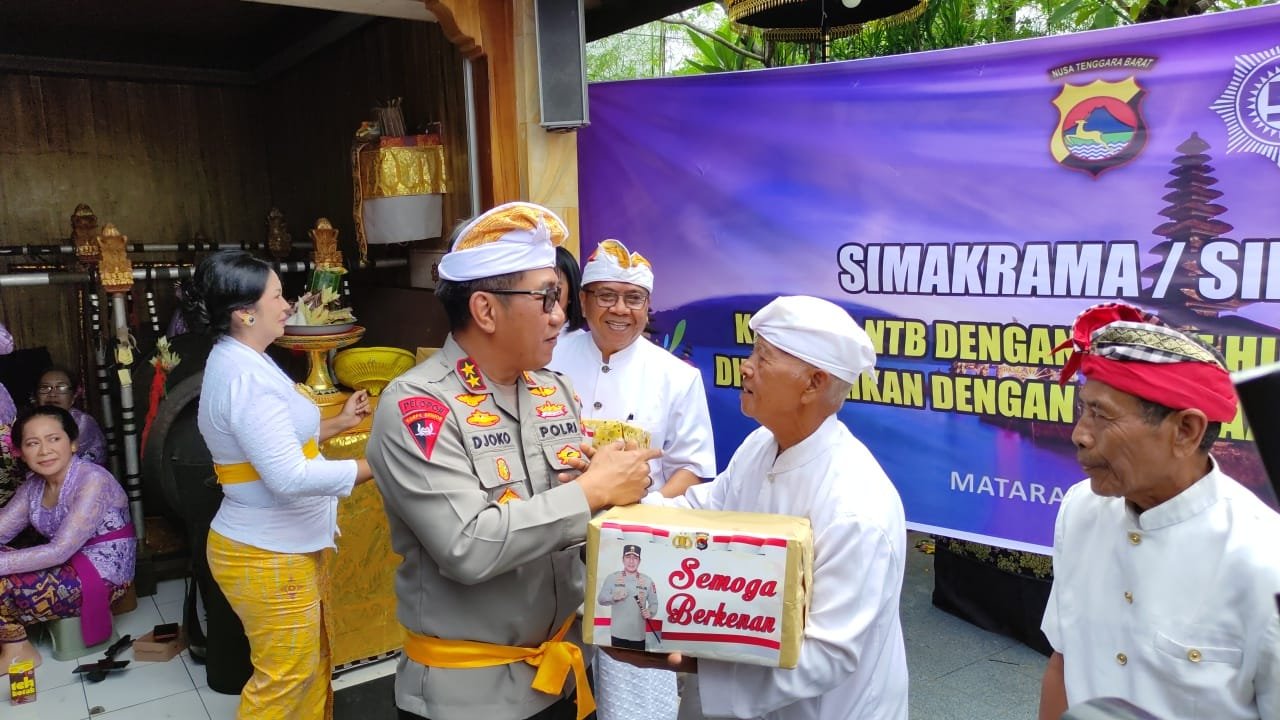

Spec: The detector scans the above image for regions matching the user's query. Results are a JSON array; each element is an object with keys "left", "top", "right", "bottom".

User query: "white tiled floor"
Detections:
[
  {"left": 6, "top": 578, "right": 396, "bottom": 720},
  {"left": 8, "top": 552, "right": 1046, "bottom": 719}
]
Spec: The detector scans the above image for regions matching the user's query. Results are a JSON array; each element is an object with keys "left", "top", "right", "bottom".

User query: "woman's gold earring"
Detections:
[{"left": 242, "top": 313, "right": 256, "bottom": 326}]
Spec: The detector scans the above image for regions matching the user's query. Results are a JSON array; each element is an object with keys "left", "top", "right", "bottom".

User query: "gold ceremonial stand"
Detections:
[
  {"left": 273, "top": 326, "right": 366, "bottom": 409},
  {"left": 272, "top": 326, "right": 404, "bottom": 668}
]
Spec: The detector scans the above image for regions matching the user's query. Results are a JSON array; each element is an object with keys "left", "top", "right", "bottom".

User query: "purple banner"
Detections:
[{"left": 578, "top": 7, "right": 1280, "bottom": 552}]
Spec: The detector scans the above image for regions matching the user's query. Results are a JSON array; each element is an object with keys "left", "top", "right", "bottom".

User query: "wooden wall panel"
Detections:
[
  {"left": 1, "top": 17, "right": 469, "bottom": 387},
  {"left": 0, "top": 72, "right": 269, "bottom": 375},
  {"left": 263, "top": 18, "right": 471, "bottom": 257}
]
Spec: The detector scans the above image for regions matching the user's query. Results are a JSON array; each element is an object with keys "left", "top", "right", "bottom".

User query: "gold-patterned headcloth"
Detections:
[
  {"left": 581, "top": 238, "right": 655, "bottom": 291},
  {"left": 455, "top": 203, "right": 567, "bottom": 250},
  {"left": 437, "top": 201, "right": 568, "bottom": 282}
]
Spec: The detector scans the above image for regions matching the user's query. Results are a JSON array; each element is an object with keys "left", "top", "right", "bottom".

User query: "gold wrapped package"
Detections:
[
  {"left": 585, "top": 504, "right": 813, "bottom": 668},
  {"left": 583, "top": 418, "right": 651, "bottom": 448}
]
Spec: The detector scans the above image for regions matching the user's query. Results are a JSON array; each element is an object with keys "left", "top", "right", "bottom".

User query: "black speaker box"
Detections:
[{"left": 534, "top": 0, "right": 589, "bottom": 130}]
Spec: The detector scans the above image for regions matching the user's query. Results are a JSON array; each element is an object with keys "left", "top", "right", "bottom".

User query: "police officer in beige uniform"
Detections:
[
  {"left": 596, "top": 544, "right": 659, "bottom": 651},
  {"left": 367, "top": 202, "right": 660, "bottom": 720}
]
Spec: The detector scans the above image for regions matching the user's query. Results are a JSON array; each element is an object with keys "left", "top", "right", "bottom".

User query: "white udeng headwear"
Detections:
[
  {"left": 580, "top": 239, "right": 654, "bottom": 292},
  {"left": 437, "top": 201, "right": 568, "bottom": 282},
  {"left": 748, "top": 296, "right": 877, "bottom": 384}
]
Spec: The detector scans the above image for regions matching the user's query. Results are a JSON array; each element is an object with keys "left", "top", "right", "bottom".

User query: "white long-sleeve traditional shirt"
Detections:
[
  {"left": 198, "top": 336, "right": 356, "bottom": 553},
  {"left": 646, "top": 415, "right": 909, "bottom": 720},
  {"left": 549, "top": 332, "right": 715, "bottom": 488},
  {"left": 1042, "top": 463, "right": 1280, "bottom": 720}
]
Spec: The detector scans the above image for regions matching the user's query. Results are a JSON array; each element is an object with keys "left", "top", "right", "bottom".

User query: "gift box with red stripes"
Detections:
[{"left": 585, "top": 504, "right": 813, "bottom": 668}]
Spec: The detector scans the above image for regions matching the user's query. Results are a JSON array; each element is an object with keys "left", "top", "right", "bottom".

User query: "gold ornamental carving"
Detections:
[
  {"left": 97, "top": 224, "right": 134, "bottom": 293},
  {"left": 71, "top": 204, "right": 101, "bottom": 265},
  {"left": 309, "top": 218, "right": 344, "bottom": 270}
]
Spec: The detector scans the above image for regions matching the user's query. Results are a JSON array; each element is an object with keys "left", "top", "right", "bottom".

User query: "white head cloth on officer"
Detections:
[
  {"left": 580, "top": 239, "right": 654, "bottom": 291},
  {"left": 748, "top": 295, "right": 877, "bottom": 383},
  {"left": 437, "top": 201, "right": 569, "bottom": 282}
]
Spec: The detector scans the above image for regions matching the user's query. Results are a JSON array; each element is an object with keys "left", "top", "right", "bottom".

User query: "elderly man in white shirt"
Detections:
[
  {"left": 549, "top": 242, "right": 716, "bottom": 720},
  {"left": 1038, "top": 302, "right": 1280, "bottom": 720},
  {"left": 602, "top": 295, "right": 909, "bottom": 720}
]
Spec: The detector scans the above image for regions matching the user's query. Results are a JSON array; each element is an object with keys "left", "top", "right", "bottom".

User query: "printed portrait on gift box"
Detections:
[{"left": 596, "top": 544, "right": 661, "bottom": 651}]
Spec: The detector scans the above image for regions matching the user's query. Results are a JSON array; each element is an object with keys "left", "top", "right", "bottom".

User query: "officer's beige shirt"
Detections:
[{"left": 367, "top": 335, "right": 593, "bottom": 720}]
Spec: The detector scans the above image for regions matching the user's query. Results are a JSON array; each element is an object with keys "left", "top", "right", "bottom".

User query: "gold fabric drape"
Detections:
[
  {"left": 352, "top": 142, "right": 450, "bottom": 266},
  {"left": 321, "top": 413, "right": 403, "bottom": 667}
]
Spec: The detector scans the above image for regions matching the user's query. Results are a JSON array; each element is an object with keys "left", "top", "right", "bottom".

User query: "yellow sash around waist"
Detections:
[
  {"left": 213, "top": 439, "right": 321, "bottom": 484},
  {"left": 402, "top": 616, "right": 594, "bottom": 720}
]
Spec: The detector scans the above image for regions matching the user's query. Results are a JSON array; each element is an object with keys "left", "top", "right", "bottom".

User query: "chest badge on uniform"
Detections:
[
  {"left": 496, "top": 487, "right": 521, "bottom": 504},
  {"left": 496, "top": 457, "right": 511, "bottom": 481},
  {"left": 534, "top": 401, "right": 568, "bottom": 419},
  {"left": 454, "top": 393, "right": 488, "bottom": 407},
  {"left": 399, "top": 396, "right": 450, "bottom": 460},
  {"left": 466, "top": 408, "right": 500, "bottom": 427},
  {"left": 556, "top": 445, "right": 582, "bottom": 465},
  {"left": 528, "top": 385, "right": 556, "bottom": 397},
  {"left": 456, "top": 358, "right": 487, "bottom": 391}
]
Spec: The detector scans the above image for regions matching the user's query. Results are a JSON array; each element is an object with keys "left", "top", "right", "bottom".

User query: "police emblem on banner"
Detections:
[
  {"left": 1212, "top": 45, "right": 1280, "bottom": 170},
  {"left": 1050, "top": 77, "right": 1147, "bottom": 177}
]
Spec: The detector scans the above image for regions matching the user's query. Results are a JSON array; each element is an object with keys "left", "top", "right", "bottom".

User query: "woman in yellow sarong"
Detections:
[{"left": 191, "top": 250, "right": 375, "bottom": 720}]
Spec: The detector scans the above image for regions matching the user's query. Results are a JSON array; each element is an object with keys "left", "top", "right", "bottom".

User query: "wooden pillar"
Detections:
[{"left": 426, "top": 0, "right": 581, "bottom": 255}]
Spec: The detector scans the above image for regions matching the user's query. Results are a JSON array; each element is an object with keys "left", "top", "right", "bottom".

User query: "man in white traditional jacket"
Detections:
[
  {"left": 1038, "top": 302, "right": 1280, "bottom": 720},
  {"left": 604, "top": 295, "right": 909, "bottom": 720},
  {"left": 549, "top": 238, "right": 715, "bottom": 499},
  {"left": 549, "top": 241, "right": 716, "bottom": 720}
]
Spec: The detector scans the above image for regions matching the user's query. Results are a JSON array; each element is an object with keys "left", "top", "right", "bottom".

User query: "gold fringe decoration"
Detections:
[
  {"left": 726, "top": 0, "right": 807, "bottom": 22},
  {"left": 759, "top": 0, "right": 930, "bottom": 43}
]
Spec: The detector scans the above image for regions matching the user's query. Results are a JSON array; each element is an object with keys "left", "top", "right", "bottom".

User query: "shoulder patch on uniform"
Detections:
[
  {"left": 456, "top": 357, "right": 487, "bottom": 391},
  {"left": 399, "top": 396, "right": 450, "bottom": 460}
]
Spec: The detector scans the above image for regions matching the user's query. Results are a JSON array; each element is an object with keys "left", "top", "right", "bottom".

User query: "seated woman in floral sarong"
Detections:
[{"left": 0, "top": 405, "right": 135, "bottom": 669}]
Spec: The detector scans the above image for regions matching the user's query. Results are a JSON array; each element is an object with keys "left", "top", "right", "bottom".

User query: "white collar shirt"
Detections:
[
  {"left": 1042, "top": 461, "right": 1280, "bottom": 720},
  {"left": 645, "top": 415, "right": 909, "bottom": 720},
  {"left": 549, "top": 332, "right": 715, "bottom": 487}
]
